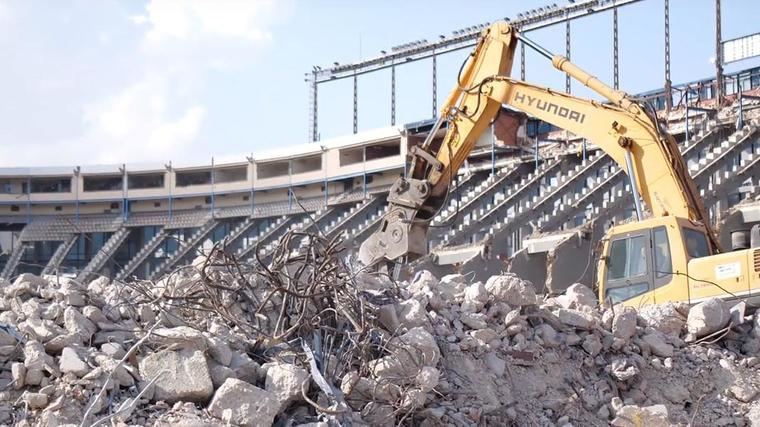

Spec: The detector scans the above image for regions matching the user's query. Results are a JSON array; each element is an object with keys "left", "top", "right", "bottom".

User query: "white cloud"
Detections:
[
  {"left": 130, "top": 14, "right": 148, "bottom": 25},
  {"left": 140, "top": 0, "right": 275, "bottom": 45},
  {"left": 0, "top": 0, "right": 286, "bottom": 167},
  {"left": 71, "top": 0, "right": 281, "bottom": 165},
  {"left": 81, "top": 75, "right": 207, "bottom": 163}
]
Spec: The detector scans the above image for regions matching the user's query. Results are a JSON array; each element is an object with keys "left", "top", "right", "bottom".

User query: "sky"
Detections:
[{"left": 0, "top": 0, "right": 758, "bottom": 168}]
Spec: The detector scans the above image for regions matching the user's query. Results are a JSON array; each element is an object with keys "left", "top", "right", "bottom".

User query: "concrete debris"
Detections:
[
  {"left": 612, "top": 306, "right": 638, "bottom": 341},
  {"left": 556, "top": 307, "right": 596, "bottom": 329},
  {"left": 642, "top": 332, "right": 674, "bottom": 358},
  {"left": 100, "top": 342, "right": 126, "bottom": 359},
  {"left": 396, "top": 298, "right": 430, "bottom": 331},
  {"left": 484, "top": 273, "right": 537, "bottom": 306},
  {"left": 611, "top": 404, "right": 670, "bottom": 427},
  {"left": 139, "top": 349, "right": 214, "bottom": 403},
  {"left": 59, "top": 347, "right": 88, "bottom": 377},
  {"left": 462, "top": 281, "right": 489, "bottom": 313},
  {"left": 687, "top": 297, "right": 731, "bottom": 337},
  {"left": 6, "top": 240, "right": 760, "bottom": 427},
  {"left": 264, "top": 362, "right": 310, "bottom": 412},
  {"left": 582, "top": 333, "right": 603, "bottom": 356},
  {"left": 208, "top": 378, "right": 279, "bottom": 427},
  {"left": 206, "top": 336, "right": 232, "bottom": 367},
  {"left": 149, "top": 326, "right": 208, "bottom": 351},
  {"left": 410, "top": 270, "right": 439, "bottom": 295},
  {"left": 555, "top": 283, "right": 597, "bottom": 309},
  {"left": 209, "top": 363, "right": 236, "bottom": 389},
  {"left": 11, "top": 362, "right": 25, "bottom": 389},
  {"left": 63, "top": 306, "right": 97, "bottom": 341},
  {"left": 639, "top": 302, "right": 687, "bottom": 337},
  {"left": 22, "top": 391, "right": 49, "bottom": 410},
  {"left": 731, "top": 382, "right": 759, "bottom": 403}
]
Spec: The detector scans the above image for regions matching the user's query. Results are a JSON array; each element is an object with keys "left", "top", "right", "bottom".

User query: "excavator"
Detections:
[{"left": 358, "top": 21, "right": 760, "bottom": 308}]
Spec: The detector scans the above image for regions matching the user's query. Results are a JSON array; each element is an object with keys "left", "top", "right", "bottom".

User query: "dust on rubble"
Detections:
[{"left": 1, "top": 231, "right": 760, "bottom": 426}]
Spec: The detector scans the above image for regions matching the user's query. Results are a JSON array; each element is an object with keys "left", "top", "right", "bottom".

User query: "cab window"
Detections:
[
  {"left": 606, "top": 282, "right": 650, "bottom": 304},
  {"left": 606, "top": 235, "right": 649, "bottom": 280},
  {"left": 682, "top": 228, "right": 710, "bottom": 258},
  {"left": 653, "top": 227, "right": 672, "bottom": 279}
]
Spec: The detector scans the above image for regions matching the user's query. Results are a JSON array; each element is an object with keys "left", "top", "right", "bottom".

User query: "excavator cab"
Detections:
[{"left": 598, "top": 216, "right": 719, "bottom": 307}]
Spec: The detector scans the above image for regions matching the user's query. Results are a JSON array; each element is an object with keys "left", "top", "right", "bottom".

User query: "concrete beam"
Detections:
[
  {"left": 716, "top": 200, "right": 760, "bottom": 250},
  {"left": 434, "top": 245, "right": 484, "bottom": 265},
  {"left": 523, "top": 231, "right": 579, "bottom": 254},
  {"left": 740, "top": 203, "right": 760, "bottom": 223}
]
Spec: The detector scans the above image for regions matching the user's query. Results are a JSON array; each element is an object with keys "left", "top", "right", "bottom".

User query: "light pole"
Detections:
[
  {"left": 246, "top": 155, "right": 255, "bottom": 216},
  {"left": 73, "top": 166, "right": 81, "bottom": 223},
  {"left": 119, "top": 164, "right": 127, "bottom": 220},
  {"left": 320, "top": 145, "right": 328, "bottom": 206},
  {"left": 165, "top": 162, "right": 173, "bottom": 221}
]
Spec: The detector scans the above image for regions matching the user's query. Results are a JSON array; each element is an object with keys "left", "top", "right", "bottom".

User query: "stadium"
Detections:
[{"left": 1, "top": 65, "right": 759, "bottom": 288}]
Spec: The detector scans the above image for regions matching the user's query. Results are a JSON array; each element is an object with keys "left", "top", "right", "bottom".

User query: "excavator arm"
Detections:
[{"left": 358, "top": 21, "right": 716, "bottom": 267}]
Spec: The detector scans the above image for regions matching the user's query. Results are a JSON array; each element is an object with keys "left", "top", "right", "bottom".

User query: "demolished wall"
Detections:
[
  {"left": 508, "top": 248, "right": 548, "bottom": 293},
  {"left": 716, "top": 200, "right": 760, "bottom": 251},
  {"left": 544, "top": 229, "right": 595, "bottom": 295}
]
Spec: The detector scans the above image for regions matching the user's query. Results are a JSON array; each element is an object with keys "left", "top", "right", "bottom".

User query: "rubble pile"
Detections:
[{"left": 1, "top": 233, "right": 760, "bottom": 426}]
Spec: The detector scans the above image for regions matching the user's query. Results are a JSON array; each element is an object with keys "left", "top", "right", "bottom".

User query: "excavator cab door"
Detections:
[{"left": 603, "top": 230, "right": 655, "bottom": 305}]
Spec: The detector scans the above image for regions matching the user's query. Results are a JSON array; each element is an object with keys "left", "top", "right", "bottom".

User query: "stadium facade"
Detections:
[{"left": 1, "top": 66, "right": 760, "bottom": 285}]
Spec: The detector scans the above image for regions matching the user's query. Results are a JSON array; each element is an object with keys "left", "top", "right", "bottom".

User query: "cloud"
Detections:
[
  {"left": 0, "top": 0, "right": 285, "bottom": 167},
  {"left": 129, "top": 14, "right": 148, "bottom": 25},
  {"left": 81, "top": 75, "right": 207, "bottom": 163},
  {"left": 71, "top": 0, "right": 281, "bottom": 165},
  {"left": 137, "top": 0, "right": 275, "bottom": 45}
]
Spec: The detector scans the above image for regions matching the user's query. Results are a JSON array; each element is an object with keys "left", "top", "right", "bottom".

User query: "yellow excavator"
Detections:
[{"left": 359, "top": 21, "right": 759, "bottom": 308}]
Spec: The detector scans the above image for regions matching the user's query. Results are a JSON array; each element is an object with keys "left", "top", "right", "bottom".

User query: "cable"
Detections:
[
  {"left": 606, "top": 260, "right": 760, "bottom": 309},
  {"left": 421, "top": 137, "right": 460, "bottom": 228},
  {"left": 652, "top": 268, "right": 760, "bottom": 309},
  {"left": 456, "top": 52, "right": 491, "bottom": 95}
]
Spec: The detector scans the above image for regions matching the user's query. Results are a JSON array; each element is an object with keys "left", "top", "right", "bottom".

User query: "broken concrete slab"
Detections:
[
  {"left": 100, "top": 342, "right": 126, "bottom": 359},
  {"left": 639, "top": 303, "right": 686, "bottom": 337},
  {"left": 612, "top": 306, "right": 638, "bottom": 341},
  {"left": 642, "top": 332, "right": 674, "bottom": 358},
  {"left": 59, "top": 347, "right": 88, "bottom": 377},
  {"left": 687, "top": 298, "right": 730, "bottom": 337},
  {"left": 730, "top": 383, "right": 759, "bottom": 403},
  {"left": 11, "top": 362, "right": 25, "bottom": 389},
  {"left": 139, "top": 349, "right": 213, "bottom": 403},
  {"left": 462, "top": 281, "right": 489, "bottom": 313},
  {"left": 396, "top": 298, "right": 430, "bottom": 331},
  {"left": 206, "top": 336, "right": 232, "bottom": 367},
  {"left": 44, "top": 333, "right": 82, "bottom": 354},
  {"left": 556, "top": 308, "right": 596, "bottom": 329},
  {"left": 23, "top": 340, "right": 55, "bottom": 371},
  {"left": 611, "top": 404, "right": 670, "bottom": 427},
  {"left": 63, "top": 306, "right": 97, "bottom": 340},
  {"left": 209, "top": 364, "right": 236, "bottom": 389},
  {"left": 484, "top": 274, "right": 537, "bottom": 306},
  {"left": 208, "top": 378, "right": 279, "bottom": 427},
  {"left": 264, "top": 362, "right": 309, "bottom": 412},
  {"left": 22, "top": 391, "right": 49, "bottom": 410},
  {"left": 555, "top": 283, "right": 597, "bottom": 310}
]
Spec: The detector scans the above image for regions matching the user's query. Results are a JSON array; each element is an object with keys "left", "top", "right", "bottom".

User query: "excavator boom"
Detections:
[{"left": 358, "top": 21, "right": 717, "bottom": 267}]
